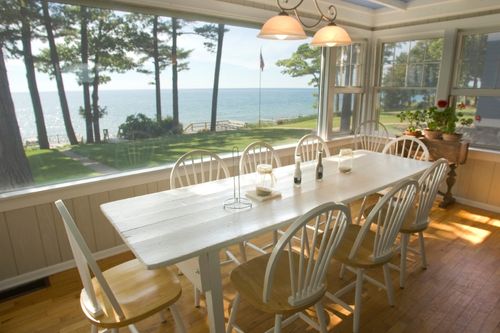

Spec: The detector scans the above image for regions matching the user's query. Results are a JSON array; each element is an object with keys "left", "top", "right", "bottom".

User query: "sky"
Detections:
[{"left": 6, "top": 22, "right": 313, "bottom": 93}]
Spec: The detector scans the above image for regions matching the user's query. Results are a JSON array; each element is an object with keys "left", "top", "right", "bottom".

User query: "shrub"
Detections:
[{"left": 118, "top": 114, "right": 183, "bottom": 140}]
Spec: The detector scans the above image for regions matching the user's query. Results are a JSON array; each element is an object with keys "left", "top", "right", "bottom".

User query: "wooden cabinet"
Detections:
[{"left": 421, "top": 138, "right": 469, "bottom": 208}]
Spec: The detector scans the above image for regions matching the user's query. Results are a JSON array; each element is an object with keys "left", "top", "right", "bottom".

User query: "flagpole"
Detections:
[
  {"left": 259, "top": 67, "right": 262, "bottom": 128},
  {"left": 258, "top": 48, "right": 262, "bottom": 128}
]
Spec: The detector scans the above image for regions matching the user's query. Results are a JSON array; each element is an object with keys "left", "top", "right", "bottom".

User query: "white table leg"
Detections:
[{"left": 198, "top": 250, "right": 225, "bottom": 333}]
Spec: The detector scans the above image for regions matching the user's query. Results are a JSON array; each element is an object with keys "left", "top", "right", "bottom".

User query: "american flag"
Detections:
[{"left": 260, "top": 49, "right": 265, "bottom": 71}]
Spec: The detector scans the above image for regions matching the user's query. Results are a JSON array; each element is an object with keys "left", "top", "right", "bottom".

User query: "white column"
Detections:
[
  {"left": 317, "top": 47, "right": 335, "bottom": 140},
  {"left": 436, "top": 29, "right": 458, "bottom": 102}
]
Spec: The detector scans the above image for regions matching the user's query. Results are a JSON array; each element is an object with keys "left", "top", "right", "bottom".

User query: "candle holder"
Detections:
[{"left": 224, "top": 147, "right": 252, "bottom": 211}]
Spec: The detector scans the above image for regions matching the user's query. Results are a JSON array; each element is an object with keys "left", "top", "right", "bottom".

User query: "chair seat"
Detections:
[
  {"left": 82, "top": 259, "right": 182, "bottom": 328},
  {"left": 333, "top": 224, "right": 396, "bottom": 268},
  {"left": 364, "top": 203, "right": 427, "bottom": 234},
  {"left": 230, "top": 252, "right": 326, "bottom": 315}
]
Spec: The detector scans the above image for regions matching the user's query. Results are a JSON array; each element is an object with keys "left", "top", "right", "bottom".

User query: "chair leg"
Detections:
[
  {"left": 383, "top": 263, "right": 395, "bottom": 307},
  {"left": 315, "top": 302, "right": 328, "bottom": 333},
  {"left": 339, "top": 263, "right": 346, "bottom": 279},
  {"left": 353, "top": 268, "right": 364, "bottom": 333},
  {"left": 274, "top": 314, "right": 283, "bottom": 333},
  {"left": 170, "top": 304, "right": 186, "bottom": 333},
  {"left": 239, "top": 242, "right": 247, "bottom": 263},
  {"left": 90, "top": 325, "right": 98, "bottom": 333},
  {"left": 418, "top": 232, "right": 427, "bottom": 269},
  {"left": 272, "top": 230, "right": 278, "bottom": 246},
  {"left": 159, "top": 309, "right": 168, "bottom": 323},
  {"left": 194, "top": 288, "right": 201, "bottom": 308},
  {"left": 111, "top": 329, "right": 119, "bottom": 333},
  {"left": 226, "top": 293, "right": 240, "bottom": 333},
  {"left": 400, "top": 233, "right": 409, "bottom": 289}
]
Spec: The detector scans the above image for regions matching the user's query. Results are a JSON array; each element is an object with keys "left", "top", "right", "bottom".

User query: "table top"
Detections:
[{"left": 101, "top": 150, "right": 431, "bottom": 269}]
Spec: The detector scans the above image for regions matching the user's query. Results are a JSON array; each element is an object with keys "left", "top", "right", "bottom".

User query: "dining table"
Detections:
[{"left": 100, "top": 150, "right": 431, "bottom": 333}]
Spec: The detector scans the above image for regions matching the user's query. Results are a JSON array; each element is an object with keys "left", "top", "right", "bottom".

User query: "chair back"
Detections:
[
  {"left": 295, "top": 133, "right": 330, "bottom": 162},
  {"left": 170, "top": 150, "right": 230, "bottom": 189},
  {"left": 263, "top": 202, "right": 350, "bottom": 307},
  {"left": 382, "top": 136, "right": 430, "bottom": 161},
  {"left": 414, "top": 158, "right": 449, "bottom": 228},
  {"left": 239, "top": 141, "right": 281, "bottom": 174},
  {"left": 350, "top": 179, "right": 418, "bottom": 264},
  {"left": 354, "top": 121, "right": 390, "bottom": 152},
  {"left": 54, "top": 200, "right": 125, "bottom": 319}
]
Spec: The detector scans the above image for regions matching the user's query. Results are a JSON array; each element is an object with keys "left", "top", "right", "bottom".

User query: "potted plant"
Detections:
[
  {"left": 422, "top": 100, "right": 451, "bottom": 140},
  {"left": 397, "top": 109, "right": 425, "bottom": 136},
  {"left": 442, "top": 103, "right": 474, "bottom": 141}
]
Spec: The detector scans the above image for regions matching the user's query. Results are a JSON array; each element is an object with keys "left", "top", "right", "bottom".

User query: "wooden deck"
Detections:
[{"left": 0, "top": 202, "right": 499, "bottom": 332}]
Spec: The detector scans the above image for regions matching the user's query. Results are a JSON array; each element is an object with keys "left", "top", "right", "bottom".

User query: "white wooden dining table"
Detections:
[{"left": 101, "top": 150, "right": 431, "bottom": 333}]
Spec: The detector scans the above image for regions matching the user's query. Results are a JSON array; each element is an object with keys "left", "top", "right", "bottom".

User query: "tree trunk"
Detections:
[
  {"left": 0, "top": 47, "right": 34, "bottom": 190},
  {"left": 20, "top": 2, "right": 50, "bottom": 149},
  {"left": 81, "top": 6, "right": 93, "bottom": 143},
  {"left": 91, "top": 59, "right": 101, "bottom": 143},
  {"left": 210, "top": 24, "right": 225, "bottom": 132},
  {"left": 171, "top": 17, "right": 179, "bottom": 126},
  {"left": 42, "top": 0, "right": 78, "bottom": 145},
  {"left": 153, "top": 16, "right": 161, "bottom": 122}
]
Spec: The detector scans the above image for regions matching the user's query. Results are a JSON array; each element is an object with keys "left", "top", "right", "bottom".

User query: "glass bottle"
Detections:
[
  {"left": 294, "top": 156, "right": 302, "bottom": 186},
  {"left": 316, "top": 151, "right": 323, "bottom": 181}
]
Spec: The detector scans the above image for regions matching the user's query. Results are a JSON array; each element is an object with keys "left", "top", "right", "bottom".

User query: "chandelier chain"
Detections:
[{"left": 276, "top": 0, "right": 338, "bottom": 29}]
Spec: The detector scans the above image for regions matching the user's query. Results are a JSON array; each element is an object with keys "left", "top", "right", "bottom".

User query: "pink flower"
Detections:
[{"left": 437, "top": 100, "right": 448, "bottom": 108}]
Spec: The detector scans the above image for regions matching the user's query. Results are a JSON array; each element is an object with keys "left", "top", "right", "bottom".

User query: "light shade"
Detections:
[
  {"left": 258, "top": 12, "right": 307, "bottom": 40},
  {"left": 311, "top": 23, "right": 352, "bottom": 47}
]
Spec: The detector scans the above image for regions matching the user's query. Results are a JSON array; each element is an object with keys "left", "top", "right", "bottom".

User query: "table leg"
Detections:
[
  {"left": 439, "top": 163, "right": 457, "bottom": 208},
  {"left": 198, "top": 250, "right": 225, "bottom": 333}
]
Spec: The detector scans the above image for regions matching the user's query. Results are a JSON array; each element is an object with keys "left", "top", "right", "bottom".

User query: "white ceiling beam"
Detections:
[{"left": 366, "top": 0, "right": 407, "bottom": 11}]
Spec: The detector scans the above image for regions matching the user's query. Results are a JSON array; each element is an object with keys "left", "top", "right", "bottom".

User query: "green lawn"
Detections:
[
  {"left": 26, "top": 149, "right": 97, "bottom": 184},
  {"left": 70, "top": 127, "right": 313, "bottom": 170}
]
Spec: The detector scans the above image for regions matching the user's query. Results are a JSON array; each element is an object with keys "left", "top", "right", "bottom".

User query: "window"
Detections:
[
  {"left": 1, "top": 1, "right": 319, "bottom": 193},
  {"left": 332, "top": 42, "right": 365, "bottom": 134},
  {"left": 376, "top": 38, "right": 443, "bottom": 134},
  {"left": 452, "top": 30, "right": 500, "bottom": 150}
]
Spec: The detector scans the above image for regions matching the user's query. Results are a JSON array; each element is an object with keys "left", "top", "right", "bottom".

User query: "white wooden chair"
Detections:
[
  {"left": 382, "top": 136, "right": 430, "bottom": 161},
  {"left": 325, "top": 179, "right": 418, "bottom": 333},
  {"left": 397, "top": 158, "right": 448, "bottom": 288},
  {"left": 239, "top": 141, "right": 282, "bottom": 254},
  {"left": 226, "top": 202, "right": 351, "bottom": 333},
  {"left": 54, "top": 200, "right": 185, "bottom": 333},
  {"left": 354, "top": 120, "right": 390, "bottom": 152},
  {"left": 170, "top": 149, "right": 230, "bottom": 188},
  {"left": 295, "top": 133, "right": 330, "bottom": 162},
  {"left": 170, "top": 150, "right": 245, "bottom": 308}
]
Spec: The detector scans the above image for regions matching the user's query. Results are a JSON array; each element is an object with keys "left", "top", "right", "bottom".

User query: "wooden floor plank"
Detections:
[{"left": 0, "top": 203, "right": 499, "bottom": 332}]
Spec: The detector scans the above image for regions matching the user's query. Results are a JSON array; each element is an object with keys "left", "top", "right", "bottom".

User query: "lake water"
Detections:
[{"left": 12, "top": 88, "right": 317, "bottom": 143}]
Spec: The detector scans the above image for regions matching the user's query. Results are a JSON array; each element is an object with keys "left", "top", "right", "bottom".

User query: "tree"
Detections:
[
  {"left": 171, "top": 17, "right": 180, "bottom": 127},
  {"left": 38, "top": 0, "right": 78, "bottom": 145},
  {"left": 276, "top": 44, "right": 321, "bottom": 88},
  {"left": 19, "top": 0, "right": 50, "bottom": 149},
  {"left": 80, "top": 6, "right": 93, "bottom": 143},
  {"left": 0, "top": 1, "right": 33, "bottom": 190},
  {"left": 126, "top": 14, "right": 189, "bottom": 122},
  {"left": 194, "top": 23, "right": 229, "bottom": 132}
]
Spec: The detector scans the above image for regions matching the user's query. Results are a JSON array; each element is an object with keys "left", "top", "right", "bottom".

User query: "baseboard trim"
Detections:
[
  {"left": 454, "top": 197, "right": 500, "bottom": 213},
  {"left": 0, "top": 245, "right": 128, "bottom": 292}
]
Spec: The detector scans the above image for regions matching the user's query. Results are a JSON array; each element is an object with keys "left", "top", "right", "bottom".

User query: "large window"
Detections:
[
  {"left": 1, "top": 1, "right": 320, "bottom": 193},
  {"left": 376, "top": 38, "right": 443, "bottom": 134},
  {"left": 332, "top": 42, "right": 365, "bottom": 134},
  {"left": 452, "top": 30, "right": 500, "bottom": 150}
]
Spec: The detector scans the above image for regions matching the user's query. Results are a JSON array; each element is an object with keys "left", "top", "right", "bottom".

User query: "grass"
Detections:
[
  {"left": 70, "top": 127, "right": 313, "bottom": 170},
  {"left": 26, "top": 149, "right": 97, "bottom": 184}
]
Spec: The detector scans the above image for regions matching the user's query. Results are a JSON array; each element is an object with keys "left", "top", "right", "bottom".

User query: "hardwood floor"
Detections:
[{"left": 0, "top": 203, "right": 499, "bottom": 332}]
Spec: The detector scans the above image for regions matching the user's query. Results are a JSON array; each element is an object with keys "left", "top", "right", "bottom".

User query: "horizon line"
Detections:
[{"left": 11, "top": 87, "right": 315, "bottom": 94}]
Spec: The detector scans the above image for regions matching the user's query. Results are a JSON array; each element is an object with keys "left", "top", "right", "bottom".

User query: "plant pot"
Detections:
[
  {"left": 442, "top": 132, "right": 462, "bottom": 142},
  {"left": 404, "top": 130, "right": 422, "bottom": 137},
  {"left": 423, "top": 128, "right": 442, "bottom": 140}
]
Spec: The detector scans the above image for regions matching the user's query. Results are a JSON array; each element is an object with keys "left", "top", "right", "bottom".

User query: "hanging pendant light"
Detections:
[
  {"left": 258, "top": 11, "right": 307, "bottom": 40},
  {"left": 258, "top": 0, "right": 351, "bottom": 47}
]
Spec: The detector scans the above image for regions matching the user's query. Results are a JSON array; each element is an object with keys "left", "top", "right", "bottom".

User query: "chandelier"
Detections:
[{"left": 258, "top": 0, "right": 352, "bottom": 47}]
